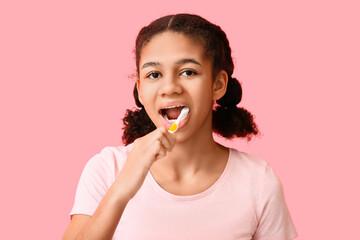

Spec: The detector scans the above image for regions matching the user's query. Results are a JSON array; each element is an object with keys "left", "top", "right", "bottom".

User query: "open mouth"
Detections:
[{"left": 160, "top": 105, "right": 188, "bottom": 123}]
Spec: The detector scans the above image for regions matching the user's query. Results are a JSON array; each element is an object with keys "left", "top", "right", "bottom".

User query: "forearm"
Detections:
[{"left": 76, "top": 177, "right": 131, "bottom": 240}]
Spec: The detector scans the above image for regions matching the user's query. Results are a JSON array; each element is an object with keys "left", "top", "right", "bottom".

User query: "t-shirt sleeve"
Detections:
[
  {"left": 253, "top": 163, "right": 298, "bottom": 240},
  {"left": 69, "top": 147, "right": 120, "bottom": 219}
]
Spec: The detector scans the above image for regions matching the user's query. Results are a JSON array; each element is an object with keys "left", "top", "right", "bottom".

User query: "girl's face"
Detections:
[{"left": 137, "top": 31, "right": 227, "bottom": 142}]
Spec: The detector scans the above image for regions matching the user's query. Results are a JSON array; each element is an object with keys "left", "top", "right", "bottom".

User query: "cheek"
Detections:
[
  {"left": 191, "top": 86, "right": 214, "bottom": 115},
  {"left": 139, "top": 86, "right": 158, "bottom": 115},
  {"left": 190, "top": 79, "right": 213, "bottom": 102},
  {"left": 139, "top": 84, "right": 156, "bottom": 102}
]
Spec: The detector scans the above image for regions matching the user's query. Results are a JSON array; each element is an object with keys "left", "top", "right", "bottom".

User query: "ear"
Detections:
[
  {"left": 136, "top": 78, "right": 143, "bottom": 105},
  {"left": 213, "top": 70, "right": 228, "bottom": 101}
]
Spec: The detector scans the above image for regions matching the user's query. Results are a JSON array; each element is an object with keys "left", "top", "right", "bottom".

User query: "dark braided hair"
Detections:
[{"left": 122, "top": 13, "right": 259, "bottom": 145}]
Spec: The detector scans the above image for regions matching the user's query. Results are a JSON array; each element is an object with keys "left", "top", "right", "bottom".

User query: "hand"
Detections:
[{"left": 114, "top": 127, "right": 176, "bottom": 201}]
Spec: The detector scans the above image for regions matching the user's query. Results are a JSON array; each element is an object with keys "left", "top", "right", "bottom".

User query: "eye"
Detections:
[
  {"left": 181, "top": 70, "right": 197, "bottom": 77},
  {"left": 146, "top": 71, "right": 162, "bottom": 79}
]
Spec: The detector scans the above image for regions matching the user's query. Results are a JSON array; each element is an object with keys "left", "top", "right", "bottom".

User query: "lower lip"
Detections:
[{"left": 160, "top": 112, "right": 190, "bottom": 132}]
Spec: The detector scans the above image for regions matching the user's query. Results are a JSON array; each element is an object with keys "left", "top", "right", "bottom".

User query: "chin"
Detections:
[{"left": 171, "top": 131, "right": 188, "bottom": 143}]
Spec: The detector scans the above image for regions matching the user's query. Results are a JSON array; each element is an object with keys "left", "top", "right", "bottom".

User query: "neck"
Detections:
[{"left": 151, "top": 112, "right": 228, "bottom": 180}]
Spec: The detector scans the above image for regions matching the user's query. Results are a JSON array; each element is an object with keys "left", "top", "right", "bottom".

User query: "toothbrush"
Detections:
[{"left": 168, "top": 107, "right": 189, "bottom": 133}]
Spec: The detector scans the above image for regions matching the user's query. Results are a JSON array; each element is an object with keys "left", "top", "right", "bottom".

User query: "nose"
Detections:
[{"left": 158, "top": 74, "right": 183, "bottom": 96}]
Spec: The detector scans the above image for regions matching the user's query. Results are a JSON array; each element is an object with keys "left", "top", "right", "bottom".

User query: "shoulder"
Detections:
[
  {"left": 230, "top": 150, "right": 287, "bottom": 202},
  {"left": 84, "top": 143, "right": 134, "bottom": 177},
  {"left": 229, "top": 148, "right": 270, "bottom": 176},
  {"left": 231, "top": 149, "right": 285, "bottom": 203},
  {"left": 229, "top": 148, "right": 282, "bottom": 192}
]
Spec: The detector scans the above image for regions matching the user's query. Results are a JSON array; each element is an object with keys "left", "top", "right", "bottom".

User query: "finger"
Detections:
[
  {"left": 155, "top": 148, "right": 166, "bottom": 160},
  {"left": 164, "top": 131, "right": 176, "bottom": 149},
  {"left": 154, "top": 128, "right": 172, "bottom": 150},
  {"left": 155, "top": 140, "right": 167, "bottom": 160},
  {"left": 157, "top": 127, "right": 176, "bottom": 150}
]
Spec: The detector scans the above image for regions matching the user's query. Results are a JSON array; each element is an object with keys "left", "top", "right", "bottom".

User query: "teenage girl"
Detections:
[{"left": 63, "top": 13, "right": 297, "bottom": 240}]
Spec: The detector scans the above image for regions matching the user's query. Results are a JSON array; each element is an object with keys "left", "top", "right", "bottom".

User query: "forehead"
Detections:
[{"left": 139, "top": 31, "right": 209, "bottom": 66}]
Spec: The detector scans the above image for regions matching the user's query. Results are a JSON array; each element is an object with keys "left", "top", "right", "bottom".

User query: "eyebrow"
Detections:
[{"left": 141, "top": 58, "right": 202, "bottom": 70}]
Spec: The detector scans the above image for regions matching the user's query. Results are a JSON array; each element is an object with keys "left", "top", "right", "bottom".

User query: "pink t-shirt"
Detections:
[{"left": 70, "top": 144, "right": 298, "bottom": 240}]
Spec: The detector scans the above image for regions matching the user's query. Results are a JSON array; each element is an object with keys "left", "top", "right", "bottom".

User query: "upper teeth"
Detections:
[{"left": 162, "top": 105, "right": 184, "bottom": 110}]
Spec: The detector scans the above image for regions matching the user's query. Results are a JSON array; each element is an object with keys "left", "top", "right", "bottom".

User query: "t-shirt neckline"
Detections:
[{"left": 147, "top": 147, "right": 233, "bottom": 201}]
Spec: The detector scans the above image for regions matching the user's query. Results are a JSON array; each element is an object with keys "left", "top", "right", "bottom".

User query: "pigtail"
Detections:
[
  {"left": 213, "top": 77, "right": 259, "bottom": 141},
  {"left": 121, "top": 84, "right": 156, "bottom": 145}
]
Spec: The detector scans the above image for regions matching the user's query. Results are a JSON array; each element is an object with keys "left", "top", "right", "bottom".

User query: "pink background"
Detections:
[{"left": 1, "top": 0, "right": 359, "bottom": 239}]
